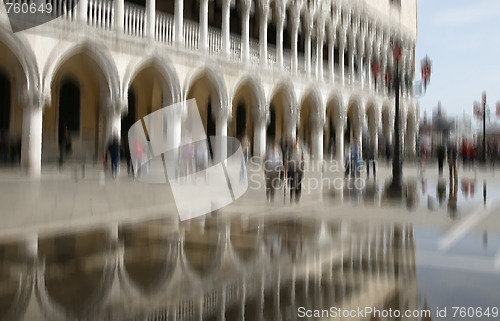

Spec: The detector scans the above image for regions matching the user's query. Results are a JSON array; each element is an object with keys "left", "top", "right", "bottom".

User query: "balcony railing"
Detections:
[
  {"left": 124, "top": 2, "right": 145, "bottom": 37},
  {"left": 48, "top": 0, "right": 79, "bottom": 21},
  {"left": 208, "top": 26, "right": 222, "bottom": 55},
  {"left": 88, "top": 0, "right": 114, "bottom": 30},
  {"left": 8, "top": 2, "right": 390, "bottom": 95},
  {"left": 155, "top": 11, "right": 173, "bottom": 44},
  {"left": 184, "top": 19, "right": 199, "bottom": 50}
]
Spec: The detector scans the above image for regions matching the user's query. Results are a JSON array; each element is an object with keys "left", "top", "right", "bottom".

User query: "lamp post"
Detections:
[
  {"left": 473, "top": 92, "right": 487, "bottom": 163},
  {"left": 388, "top": 39, "right": 403, "bottom": 194}
]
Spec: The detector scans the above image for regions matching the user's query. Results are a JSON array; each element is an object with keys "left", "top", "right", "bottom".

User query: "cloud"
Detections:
[{"left": 433, "top": 0, "right": 500, "bottom": 26}]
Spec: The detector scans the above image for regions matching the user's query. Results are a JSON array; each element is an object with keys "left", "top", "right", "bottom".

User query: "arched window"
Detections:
[
  {"left": 59, "top": 77, "right": 80, "bottom": 133},
  {"left": 0, "top": 70, "right": 10, "bottom": 131}
]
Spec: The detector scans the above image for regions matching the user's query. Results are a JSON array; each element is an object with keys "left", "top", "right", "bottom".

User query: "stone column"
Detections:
[
  {"left": 221, "top": 0, "right": 231, "bottom": 55},
  {"left": 316, "top": 24, "right": 325, "bottom": 80},
  {"left": 276, "top": 0, "right": 286, "bottom": 68},
  {"left": 241, "top": 0, "right": 252, "bottom": 62},
  {"left": 106, "top": 109, "right": 122, "bottom": 142},
  {"left": 335, "top": 119, "right": 345, "bottom": 164},
  {"left": 381, "top": 54, "right": 387, "bottom": 95},
  {"left": 304, "top": 12, "right": 313, "bottom": 75},
  {"left": 369, "top": 109, "right": 380, "bottom": 159},
  {"left": 328, "top": 27, "right": 336, "bottom": 82},
  {"left": 146, "top": 0, "right": 156, "bottom": 40},
  {"left": 338, "top": 29, "right": 346, "bottom": 85},
  {"left": 286, "top": 111, "right": 298, "bottom": 142},
  {"left": 312, "top": 125, "right": 324, "bottom": 161},
  {"left": 199, "top": 0, "right": 209, "bottom": 51},
  {"left": 79, "top": 0, "right": 88, "bottom": 22},
  {"left": 114, "top": 0, "right": 124, "bottom": 32},
  {"left": 358, "top": 42, "right": 364, "bottom": 88},
  {"left": 174, "top": 0, "right": 184, "bottom": 45},
  {"left": 366, "top": 44, "right": 373, "bottom": 90},
  {"left": 291, "top": 4, "right": 300, "bottom": 73},
  {"left": 259, "top": 0, "right": 270, "bottom": 66},
  {"left": 253, "top": 113, "right": 267, "bottom": 158},
  {"left": 21, "top": 103, "right": 43, "bottom": 177},
  {"left": 348, "top": 35, "right": 356, "bottom": 85},
  {"left": 216, "top": 112, "right": 229, "bottom": 164}
]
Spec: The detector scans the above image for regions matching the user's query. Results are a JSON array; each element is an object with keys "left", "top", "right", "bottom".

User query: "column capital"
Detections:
[
  {"left": 241, "top": 0, "right": 252, "bottom": 14},
  {"left": 258, "top": 0, "right": 270, "bottom": 19},
  {"left": 290, "top": 4, "right": 301, "bottom": 32},
  {"left": 275, "top": 0, "right": 287, "bottom": 24},
  {"left": 304, "top": 11, "right": 314, "bottom": 36}
]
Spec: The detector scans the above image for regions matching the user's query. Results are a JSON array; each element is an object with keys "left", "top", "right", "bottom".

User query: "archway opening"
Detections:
[
  {"left": 0, "top": 71, "right": 10, "bottom": 132},
  {"left": 58, "top": 77, "right": 81, "bottom": 134}
]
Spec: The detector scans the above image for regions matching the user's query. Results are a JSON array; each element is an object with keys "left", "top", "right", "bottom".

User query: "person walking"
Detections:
[
  {"left": 286, "top": 138, "right": 305, "bottom": 204},
  {"left": 437, "top": 143, "right": 446, "bottom": 177},
  {"left": 58, "top": 123, "right": 70, "bottom": 166},
  {"left": 264, "top": 140, "right": 283, "bottom": 203},
  {"left": 107, "top": 133, "right": 121, "bottom": 179},
  {"left": 448, "top": 140, "right": 458, "bottom": 186}
]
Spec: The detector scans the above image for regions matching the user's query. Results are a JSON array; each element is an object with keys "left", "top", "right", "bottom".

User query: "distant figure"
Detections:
[
  {"left": 195, "top": 140, "right": 209, "bottom": 183},
  {"left": 344, "top": 143, "right": 351, "bottom": 178},
  {"left": 461, "top": 139, "right": 469, "bottom": 169},
  {"left": 437, "top": 143, "right": 446, "bottom": 177},
  {"left": 107, "top": 133, "right": 121, "bottom": 178},
  {"left": 58, "top": 123, "right": 70, "bottom": 166},
  {"left": 286, "top": 138, "right": 305, "bottom": 203},
  {"left": 351, "top": 141, "right": 360, "bottom": 178},
  {"left": 448, "top": 140, "right": 458, "bottom": 185},
  {"left": 385, "top": 141, "right": 392, "bottom": 165},
  {"left": 264, "top": 140, "right": 283, "bottom": 203}
]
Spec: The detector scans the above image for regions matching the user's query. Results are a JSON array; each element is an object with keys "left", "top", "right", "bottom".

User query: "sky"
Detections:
[{"left": 416, "top": 0, "right": 500, "bottom": 120}]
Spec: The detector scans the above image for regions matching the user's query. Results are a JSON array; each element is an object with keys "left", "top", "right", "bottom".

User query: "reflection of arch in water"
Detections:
[
  {"left": 228, "top": 218, "right": 263, "bottom": 269},
  {"left": 180, "top": 219, "right": 225, "bottom": 279},
  {"left": 35, "top": 232, "right": 116, "bottom": 320},
  {"left": 119, "top": 225, "right": 179, "bottom": 295},
  {"left": 0, "top": 243, "right": 34, "bottom": 321}
]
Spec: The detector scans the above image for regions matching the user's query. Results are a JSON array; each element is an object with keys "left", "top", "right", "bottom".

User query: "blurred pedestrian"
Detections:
[
  {"left": 107, "top": 132, "right": 121, "bottom": 178},
  {"left": 264, "top": 140, "right": 283, "bottom": 203},
  {"left": 437, "top": 143, "right": 446, "bottom": 177},
  {"left": 448, "top": 140, "right": 458, "bottom": 185},
  {"left": 240, "top": 132, "right": 250, "bottom": 184},
  {"left": 286, "top": 138, "right": 305, "bottom": 203},
  {"left": 58, "top": 123, "right": 70, "bottom": 166}
]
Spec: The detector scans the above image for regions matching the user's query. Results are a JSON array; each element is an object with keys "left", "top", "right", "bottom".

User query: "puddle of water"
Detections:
[{"left": 1, "top": 217, "right": 499, "bottom": 320}]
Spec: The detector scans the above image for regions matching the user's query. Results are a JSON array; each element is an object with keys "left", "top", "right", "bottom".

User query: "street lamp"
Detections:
[
  {"left": 388, "top": 39, "right": 403, "bottom": 195},
  {"left": 473, "top": 92, "right": 488, "bottom": 163},
  {"left": 388, "top": 41, "right": 431, "bottom": 196}
]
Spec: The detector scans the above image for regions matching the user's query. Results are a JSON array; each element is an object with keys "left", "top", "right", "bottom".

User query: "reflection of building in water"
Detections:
[{"left": 0, "top": 217, "right": 417, "bottom": 321}]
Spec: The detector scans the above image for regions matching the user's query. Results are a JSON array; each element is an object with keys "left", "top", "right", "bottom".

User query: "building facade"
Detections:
[{"left": 0, "top": 0, "right": 419, "bottom": 176}]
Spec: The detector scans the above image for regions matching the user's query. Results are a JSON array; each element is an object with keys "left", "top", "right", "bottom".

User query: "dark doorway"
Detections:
[
  {"left": 59, "top": 77, "right": 80, "bottom": 134},
  {"left": 344, "top": 118, "right": 351, "bottom": 146},
  {"left": 0, "top": 71, "right": 10, "bottom": 132},
  {"left": 267, "top": 105, "right": 276, "bottom": 141},
  {"left": 235, "top": 101, "right": 246, "bottom": 138}
]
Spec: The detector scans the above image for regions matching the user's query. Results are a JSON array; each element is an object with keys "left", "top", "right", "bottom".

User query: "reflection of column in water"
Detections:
[
  {"left": 239, "top": 281, "right": 246, "bottom": 321},
  {"left": 274, "top": 269, "right": 280, "bottom": 321},
  {"left": 218, "top": 286, "right": 226, "bottom": 321},
  {"left": 257, "top": 273, "right": 264, "bottom": 321}
]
